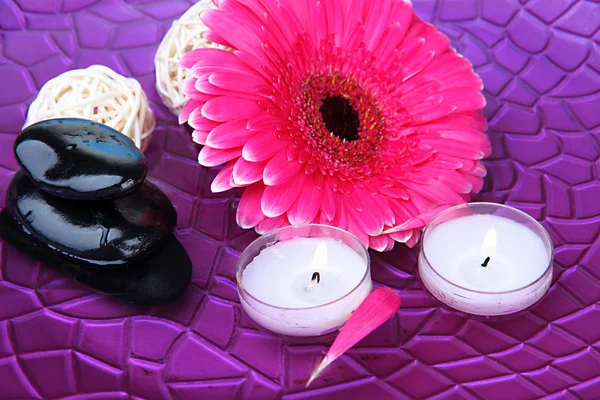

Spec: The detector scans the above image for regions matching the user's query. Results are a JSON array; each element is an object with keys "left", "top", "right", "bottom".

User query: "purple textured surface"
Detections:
[{"left": 0, "top": 0, "right": 599, "bottom": 398}]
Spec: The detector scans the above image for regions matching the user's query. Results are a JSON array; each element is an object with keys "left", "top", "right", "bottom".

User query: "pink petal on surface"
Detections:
[
  {"left": 237, "top": 182, "right": 266, "bottom": 228},
  {"left": 206, "top": 119, "right": 255, "bottom": 149},
  {"left": 242, "top": 130, "right": 289, "bottom": 162},
  {"left": 210, "top": 161, "right": 236, "bottom": 193},
  {"left": 202, "top": 97, "right": 263, "bottom": 122},
  {"left": 261, "top": 172, "right": 306, "bottom": 218},
  {"left": 287, "top": 175, "right": 323, "bottom": 225},
  {"left": 198, "top": 146, "right": 242, "bottom": 167},
  {"left": 307, "top": 287, "right": 401, "bottom": 387},
  {"left": 232, "top": 157, "right": 265, "bottom": 185},
  {"left": 263, "top": 150, "right": 304, "bottom": 186}
]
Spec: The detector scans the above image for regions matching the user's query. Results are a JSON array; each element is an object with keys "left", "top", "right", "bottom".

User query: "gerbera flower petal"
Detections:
[
  {"left": 263, "top": 150, "right": 304, "bottom": 186},
  {"left": 369, "top": 235, "right": 391, "bottom": 252},
  {"left": 256, "top": 214, "right": 288, "bottom": 234},
  {"left": 202, "top": 8, "right": 264, "bottom": 56},
  {"left": 261, "top": 172, "right": 306, "bottom": 218},
  {"left": 406, "top": 231, "right": 421, "bottom": 247},
  {"left": 202, "top": 96, "right": 263, "bottom": 122},
  {"left": 345, "top": 188, "right": 385, "bottom": 236},
  {"left": 211, "top": 160, "right": 236, "bottom": 193},
  {"left": 346, "top": 216, "right": 370, "bottom": 247},
  {"left": 198, "top": 146, "right": 242, "bottom": 167},
  {"left": 287, "top": 175, "right": 322, "bottom": 225},
  {"left": 384, "top": 205, "right": 451, "bottom": 234},
  {"left": 179, "top": 99, "right": 205, "bottom": 124},
  {"left": 331, "top": 197, "right": 348, "bottom": 231},
  {"left": 181, "top": 0, "right": 489, "bottom": 251},
  {"left": 209, "top": 71, "right": 269, "bottom": 94},
  {"left": 232, "top": 157, "right": 265, "bottom": 185},
  {"left": 372, "top": 193, "right": 396, "bottom": 226},
  {"left": 237, "top": 182, "right": 266, "bottom": 228},
  {"left": 192, "top": 130, "right": 209, "bottom": 145},
  {"left": 206, "top": 119, "right": 256, "bottom": 149},
  {"left": 182, "top": 78, "right": 212, "bottom": 101},
  {"left": 242, "top": 130, "right": 289, "bottom": 162},
  {"left": 390, "top": 229, "right": 413, "bottom": 243},
  {"left": 189, "top": 110, "right": 221, "bottom": 131},
  {"left": 203, "top": 29, "right": 235, "bottom": 49},
  {"left": 185, "top": 47, "right": 249, "bottom": 70},
  {"left": 320, "top": 180, "right": 337, "bottom": 222}
]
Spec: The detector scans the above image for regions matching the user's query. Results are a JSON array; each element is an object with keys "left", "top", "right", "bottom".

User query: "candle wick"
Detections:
[
  {"left": 481, "top": 257, "right": 491, "bottom": 267},
  {"left": 305, "top": 272, "right": 321, "bottom": 292},
  {"left": 312, "top": 272, "right": 320, "bottom": 284}
]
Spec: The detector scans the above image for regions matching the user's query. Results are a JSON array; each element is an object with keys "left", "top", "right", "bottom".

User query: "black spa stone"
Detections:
[
  {"left": 6, "top": 171, "right": 176, "bottom": 267},
  {"left": 0, "top": 210, "right": 191, "bottom": 306},
  {"left": 14, "top": 118, "right": 147, "bottom": 200}
]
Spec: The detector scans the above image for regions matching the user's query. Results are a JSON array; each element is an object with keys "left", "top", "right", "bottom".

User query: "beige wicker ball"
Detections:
[
  {"left": 155, "top": 0, "right": 229, "bottom": 116},
  {"left": 24, "top": 65, "right": 155, "bottom": 151}
]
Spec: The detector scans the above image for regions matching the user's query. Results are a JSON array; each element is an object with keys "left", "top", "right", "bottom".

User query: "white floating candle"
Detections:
[
  {"left": 237, "top": 226, "right": 372, "bottom": 336},
  {"left": 419, "top": 203, "right": 553, "bottom": 316}
]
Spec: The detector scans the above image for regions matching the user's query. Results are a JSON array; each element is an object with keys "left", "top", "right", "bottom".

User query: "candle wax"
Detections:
[
  {"left": 424, "top": 214, "right": 549, "bottom": 292},
  {"left": 242, "top": 238, "right": 366, "bottom": 308}
]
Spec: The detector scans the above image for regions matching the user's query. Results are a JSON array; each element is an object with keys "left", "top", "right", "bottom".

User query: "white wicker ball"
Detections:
[
  {"left": 24, "top": 65, "right": 155, "bottom": 151},
  {"left": 155, "top": 0, "right": 229, "bottom": 116}
]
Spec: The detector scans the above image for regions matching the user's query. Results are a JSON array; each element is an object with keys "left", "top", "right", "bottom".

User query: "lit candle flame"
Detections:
[
  {"left": 306, "top": 241, "right": 328, "bottom": 292},
  {"left": 312, "top": 240, "right": 328, "bottom": 270},
  {"left": 480, "top": 228, "right": 497, "bottom": 257}
]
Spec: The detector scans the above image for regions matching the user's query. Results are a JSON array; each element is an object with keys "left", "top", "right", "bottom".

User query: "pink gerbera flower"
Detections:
[{"left": 180, "top": 0, "right": 490, "bottom": 251}]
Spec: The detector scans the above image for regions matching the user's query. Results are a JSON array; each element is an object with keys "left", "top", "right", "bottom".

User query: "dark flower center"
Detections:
[{"left": 319, "top": 95, "right": 360, "bottom": 142}]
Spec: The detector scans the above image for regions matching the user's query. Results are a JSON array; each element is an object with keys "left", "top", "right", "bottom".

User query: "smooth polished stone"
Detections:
[
  {"left": 14, "top": 118, "right": 147, "bottom": 200},
  {"left": 0, "top": 210, "right": 191, "bottom": 306},
  {"left": 6, "top": 171, "right": 176, "bottom": 267}
]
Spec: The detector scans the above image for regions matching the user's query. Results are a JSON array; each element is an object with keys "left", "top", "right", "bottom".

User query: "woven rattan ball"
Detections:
[
  {"left": 155, "top": 0, "right": 229, "bottom": 116},
  {"left": 24, "top": 65, "right": 155, "bottom": 151}
]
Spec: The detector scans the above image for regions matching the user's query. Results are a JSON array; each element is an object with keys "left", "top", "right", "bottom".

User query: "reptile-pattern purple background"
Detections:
[{"left": 0, "top": 0, "right": 599, "bottom": 399}]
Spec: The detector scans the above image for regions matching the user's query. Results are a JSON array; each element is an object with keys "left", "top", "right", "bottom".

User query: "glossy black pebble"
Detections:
[
  {"left": 6, "top": 171, "right": 176, "bottom": 267},
  {"left": 14, "top": 118, "right": 147, "bottom": 200},
  {"left": 0, "top": 210, "right": 191, "bottom": 306}
]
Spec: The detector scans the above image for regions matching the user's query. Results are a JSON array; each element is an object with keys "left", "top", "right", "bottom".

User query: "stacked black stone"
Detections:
[{"left": 0, "top": 118, "right": 192, "bottom": 305}]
